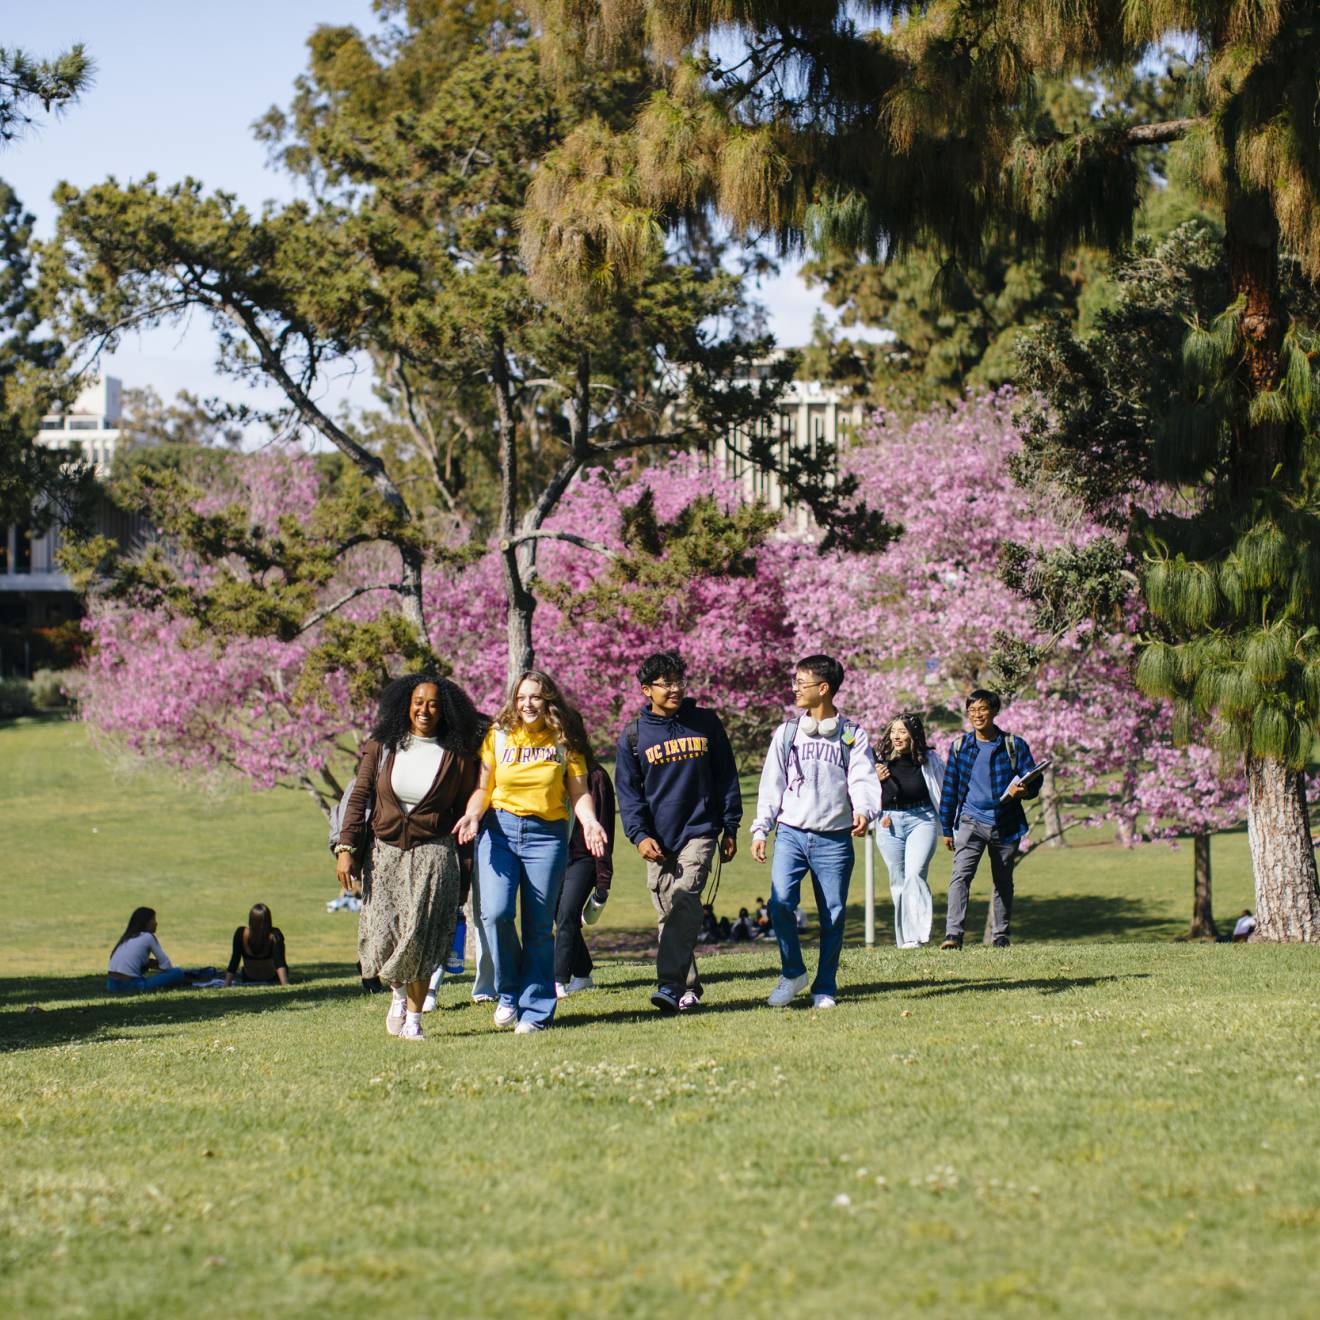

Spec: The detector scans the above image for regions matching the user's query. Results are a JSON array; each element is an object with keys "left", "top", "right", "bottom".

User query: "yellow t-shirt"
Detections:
[{"left": 481, "top": 724, "right": 587, "bottom": 822}]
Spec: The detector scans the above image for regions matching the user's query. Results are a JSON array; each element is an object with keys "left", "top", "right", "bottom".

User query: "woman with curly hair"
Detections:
[
  {"left": 335, "top": 673, "right": 486, "bottom": 1042},
  {"left": 873, "top": 714, "right": 946, "bottom": 949},
  {"left": 455, "top": 670, "right": 607, "bottom": 1033}
]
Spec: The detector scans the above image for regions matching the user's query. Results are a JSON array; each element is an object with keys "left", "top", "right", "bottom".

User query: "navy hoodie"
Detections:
[{"left": 615, "top": 698, "right": 742, "bottom": 855}]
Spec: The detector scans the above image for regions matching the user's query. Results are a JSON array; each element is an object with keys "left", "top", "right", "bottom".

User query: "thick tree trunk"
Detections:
[
  {"left": 1189, "top": 833, "right": 1218, "bottom": 940},
  {"left": 1246, "top": 758, "right": 1320, "bottom": 942},
  {"left": 1039, "top": 764, "right": 1066, "bottom": 848},
  {"left": 491, "top": 336, "right": 536, "bottom": 686}
]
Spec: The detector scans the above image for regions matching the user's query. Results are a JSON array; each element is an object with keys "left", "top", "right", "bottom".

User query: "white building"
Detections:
[{"left": 35, "top": 374, "right": 124, "bottom": 477}]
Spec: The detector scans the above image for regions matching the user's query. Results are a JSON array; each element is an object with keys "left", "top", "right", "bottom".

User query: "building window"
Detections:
[
  {"left": 15, "top": 524, "right": 32, "bottom": 574},
  {"left": 39, "top": 419, "right": 64, "bottom": 430},
  {"left": 68, "top": 418, "right": 99, "bottom": 430}
]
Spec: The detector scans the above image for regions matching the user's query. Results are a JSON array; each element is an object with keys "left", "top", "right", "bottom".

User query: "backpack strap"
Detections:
[
  {"left": 839, "top": 718, "right": 857, "bottom": 770},
  {"left": 625, "top": 718, "right": 640, "bottom": 762},
  {"left": 1004, "top": 733, "right": 1019, "bottom": 774},
  {"left": 779, "top": 718, "right": 800, "bottom": 768}
]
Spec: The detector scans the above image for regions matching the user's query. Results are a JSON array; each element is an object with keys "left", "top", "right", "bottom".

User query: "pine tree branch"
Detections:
[
  {"left": 296, "top": 584, "right": 401, "bottom": 635},
  {"left": 1126, "top": 118, "right": 1202, "bottom": 145}
]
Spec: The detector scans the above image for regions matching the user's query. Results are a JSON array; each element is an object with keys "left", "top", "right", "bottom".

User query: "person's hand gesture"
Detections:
[
  {"left": 1005, "top": 778, "right": 1026, "bottom": 798},
  {"left": 850, "top": 812, "right": 868, "bottom": 837},
  {"left": 876, "top": 763, "right": 891, "bottom": 781},
  {"left": 637, "top": 837, "right": 664, "bottom": 862},
  {"left": 879, "top": 815, "right": 892, "bottom": 830},
  {"left": 751, "top": 837, "right": 767, "bottom": 863},
  {"left": 453, "top": 812, "right": 482, "bottom": 846},
  {"left": 720, "top": 833, "right": 738, "bottom": 862},
  {"left": 943, "top": 834, "right": 955, "bottom": 851},
  {"left": 584, "top": 820, "right": 608, "bottom": 858},
  {"left": 336, "top": 850, "right": 359, "bottom": 892}
]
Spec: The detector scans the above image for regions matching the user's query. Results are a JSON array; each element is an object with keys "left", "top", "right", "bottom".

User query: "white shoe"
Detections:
[
  {"left": 678, "top": 990, "right": 700, "bottom": 1012},
  {"left": 386, "top": 997, "right": 406, "bottom": 1036},
  {"left": 493, "top": 1004, "right": 518, "bottom": 1028},
  {"left": 898, "top": 941, "right": 920, "bottom": 949},
  {"left": 767, "top": 973, "right": 809, "bottom": 1007},
  {"left": 812, "top": 994, "right": 838, "bottom": 1009},
  {"left": 399, "top": 1019, "right": 424, "bottom": 1042},
  {"left": 472, "top": 992, "right": 496, "bottom": 1004},
  {"left": 422, "top": 993, "right": 437, "bottom": 1013},
  {"left": 555, "top": 981, "right": 568, "bottom": 999},
  {"left": 566, "top": 975, "right": 595, "bottom": 994},
  {"left": 513, "top": 1020, "right": 544, "bottom": 1034}
]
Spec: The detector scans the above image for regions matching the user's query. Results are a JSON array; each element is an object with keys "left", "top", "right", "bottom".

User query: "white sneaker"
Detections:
[
  {"left": 399, "top": 1019, "right": 424, "bottom": 1042},
  {"left": 812, "top": 994, "right": 838, "bottom": 1009},
  {"left": 493, "top": 1004, "right": 518, "bottom": 1028},
  {"left": 767, "top": 973, "right": 809, "bottom": 1007},
  {"left": 472, "top": 993, "right": 496, "bottom": 1004},
  {"left": 555, "top": 981, "right": 569, "bottom": 999},
  {"left": 678, "top": 990, "right": 700, "bottom": 1012},
  {"left": 513, "top": 1020, "right": 544, "bottom": 1034},
  {"left": 422, "top": 993, "right": 437, "bottom": 1014},
  {"left": 566, "top": 975, "right": 595, "bottom": 994},
  {"left": 386, "top": 997, "right": 406, "bottom": 1036}
]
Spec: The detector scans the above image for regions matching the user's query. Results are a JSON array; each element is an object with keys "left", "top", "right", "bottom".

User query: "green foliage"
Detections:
[
  {"left": 0, "top": 676, "right": 32, "bottom": 718},
  {"left": 28, "top": 667, "right": 69, "bottom": 710},
  {"left": 295, "top": 612, "right": 442, "bottom": 713},
  {"left": 0, "top": 42, "right": 91, "bottom": 144}
]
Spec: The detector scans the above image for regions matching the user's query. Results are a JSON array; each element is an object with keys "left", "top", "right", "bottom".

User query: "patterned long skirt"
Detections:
[{"left": 358, "top": 836, "right": 461, "bottom": 984}]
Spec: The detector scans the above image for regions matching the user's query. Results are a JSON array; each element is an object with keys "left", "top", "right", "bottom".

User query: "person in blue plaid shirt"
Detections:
[{"left": 937, "top": 690, "right": 1041, "bottom": 949}]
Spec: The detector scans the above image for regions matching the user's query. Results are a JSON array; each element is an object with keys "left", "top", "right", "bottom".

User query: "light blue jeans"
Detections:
[
  {"left": 875, "top": 805, "right": 939, "bottom": 947},
  {"left": 767, "top": 825, "right": 855, "bottom": 997},
  {"left": 468, "top": 866, "right": 497, "bottom": 1001},
  {"left": 477, "top": 809, "right": 568, "bottom": 1027},
  {"left": 106, "top": 968, "right": 189, "bottom": 993}
]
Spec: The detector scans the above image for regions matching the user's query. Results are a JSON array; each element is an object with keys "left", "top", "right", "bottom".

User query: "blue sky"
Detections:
[{"left": 6, "top": 2, "right": 834, "bottom": 416}]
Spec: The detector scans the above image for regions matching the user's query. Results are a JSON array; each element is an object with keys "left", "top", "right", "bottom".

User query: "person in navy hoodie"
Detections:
[{"left": 615, "top": 650, "right": 742, "bottom": 1014}]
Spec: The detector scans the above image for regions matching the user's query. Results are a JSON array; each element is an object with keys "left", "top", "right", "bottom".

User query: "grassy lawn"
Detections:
[{"left": 3, "top": 718, "right": 1317, "bottom": 1316}]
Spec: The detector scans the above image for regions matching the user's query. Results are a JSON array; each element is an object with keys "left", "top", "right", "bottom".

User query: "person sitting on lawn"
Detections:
[
  {"left": 615, "top": 649, "right": 741, "bottom": 1015},
  {"left": 750, "top": 653, "right": 880, "bottom": 1008},
  {"left": 106, "top": 907, "right": 191, "bottom": 993},
  {"left": 938, "top": 689, "right": 1041, "bottom": 950},
  {"left": 223, "top": 903, "right": 290, "bottom": 986}
]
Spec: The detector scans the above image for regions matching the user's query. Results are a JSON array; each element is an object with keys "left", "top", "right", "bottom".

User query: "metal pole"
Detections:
[{"left": 864, "top": 827, "right": 875, "bottom": 947}]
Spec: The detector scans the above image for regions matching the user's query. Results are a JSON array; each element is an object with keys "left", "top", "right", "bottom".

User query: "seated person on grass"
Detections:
[
  {"left": 224, "top": 903, "right": 290, "bottom": 986},
  {"left": 107, "top": 907, "right": 191, "bottom": 993}
]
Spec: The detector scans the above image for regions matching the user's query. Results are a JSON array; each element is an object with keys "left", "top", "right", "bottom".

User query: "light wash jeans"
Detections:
[
  {"left": 477, "top": 809, "right": 568, "bottom": 1027},
  {"left": 767, "top": 825, "right": 854, "bottom": 997},
  {"left": 468, "top": 866, "right": 497, "bottom": 1001},
  {"left": 875, "top": 804, "right": 939, "bottom": 947}
]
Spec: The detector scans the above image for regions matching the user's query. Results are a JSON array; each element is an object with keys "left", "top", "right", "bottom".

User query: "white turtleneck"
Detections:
[{"left": 390, "top": 735, "right": 444, "bottom": 812}]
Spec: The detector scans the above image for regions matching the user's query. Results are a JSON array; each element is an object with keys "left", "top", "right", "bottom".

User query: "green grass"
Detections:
[{"left": 3, "top": 719, "right": 1317, "bottom": 1317}]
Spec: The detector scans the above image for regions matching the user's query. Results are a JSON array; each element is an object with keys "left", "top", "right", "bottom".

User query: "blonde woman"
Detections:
[{"left": 456, "top": 671, "right": 607, "bottom": 1033}]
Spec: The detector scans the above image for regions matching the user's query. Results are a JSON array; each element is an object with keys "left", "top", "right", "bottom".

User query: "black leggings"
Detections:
[{"left": 554, "top": 856, "right": 597, "bottom": 983}]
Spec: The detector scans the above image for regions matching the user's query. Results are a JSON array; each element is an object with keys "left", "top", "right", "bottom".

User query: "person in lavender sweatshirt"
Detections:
[{"left": 750, "top": 654, "right": 882, "bottom": 1009}]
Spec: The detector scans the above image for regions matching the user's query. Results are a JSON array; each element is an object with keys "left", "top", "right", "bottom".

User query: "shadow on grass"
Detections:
[{"left": 0, "top": 961, "right": 368, "bottom": 1053}]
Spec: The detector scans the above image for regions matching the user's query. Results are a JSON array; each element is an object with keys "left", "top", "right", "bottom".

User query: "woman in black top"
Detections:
[
  {"left": 224, "top": 903, "right": 289, "bottom": 986},
  {"left": 874, "top": 715, "right": 946, "bottom": 948},
  {"left": 554, "top": 707, "right": 616, "bottom": 997}
]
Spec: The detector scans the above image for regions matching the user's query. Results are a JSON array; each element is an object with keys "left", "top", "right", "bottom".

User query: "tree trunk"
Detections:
[
  {"left": 1039, "top": 763, "right": 1066, "bottom": 848},
  {"left": 491, "top": 336, "right": 535, "bottom": 685},
  {"left": 1246, "top": 758, "right": 1320, "bottom": 942},
  {"left": 1189, "top": 833, "right": 1218, "bottom": 940},
  {"left": 1113, "top": 816, "right": 1135, "bottom": 847}
]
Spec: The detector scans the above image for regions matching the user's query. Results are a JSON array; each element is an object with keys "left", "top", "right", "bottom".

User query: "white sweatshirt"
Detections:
[
  {"left": 752, "top": 718, "right": 883, "bottom": 838},
  {"left": 390, "top": 735, "right": 445, "bottom": 813}
]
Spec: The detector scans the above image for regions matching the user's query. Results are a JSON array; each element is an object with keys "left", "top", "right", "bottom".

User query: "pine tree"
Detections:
[{"left": 528, "top": 0, "right": 1320, "bottom": 940}]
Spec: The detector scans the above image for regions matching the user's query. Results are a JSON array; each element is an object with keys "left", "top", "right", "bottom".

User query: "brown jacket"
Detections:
[{"left": 338, "top": 738, "right": 479, "bottom": 870}]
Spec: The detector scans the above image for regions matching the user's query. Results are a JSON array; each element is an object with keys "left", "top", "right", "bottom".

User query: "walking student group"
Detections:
[{"left": 329, "top": 649, "right": 1042, "bottom": 1041}]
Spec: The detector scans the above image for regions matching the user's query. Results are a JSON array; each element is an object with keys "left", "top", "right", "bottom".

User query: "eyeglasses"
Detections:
[
  {"left": 791, "top": 679, "right": 826, "bottom": 691},
  {"left": 645, "top": 681, "right": 686, "bottom": 692}
]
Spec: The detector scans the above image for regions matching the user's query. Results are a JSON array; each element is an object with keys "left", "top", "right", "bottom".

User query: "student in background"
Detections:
[
  {"left": 106, "top": 908, "right": 190, "bottom": 993},
  {"left": 223, "top": 903, "right": 289, "bottom": 986}
]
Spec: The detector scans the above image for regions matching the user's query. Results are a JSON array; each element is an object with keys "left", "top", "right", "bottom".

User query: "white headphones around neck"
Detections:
[{"left": 799, "top": 716, "right": 839, "bottom": 737}]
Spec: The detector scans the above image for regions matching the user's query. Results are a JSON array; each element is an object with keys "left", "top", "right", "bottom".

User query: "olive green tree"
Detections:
[{"left": 526, "top": 0, "right": 1320, "bottom": 940}]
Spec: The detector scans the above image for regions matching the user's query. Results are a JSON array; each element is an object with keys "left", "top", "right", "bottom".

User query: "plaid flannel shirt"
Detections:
[{"left": 938, "top": 730, "right": 1039, "bottom": 843}]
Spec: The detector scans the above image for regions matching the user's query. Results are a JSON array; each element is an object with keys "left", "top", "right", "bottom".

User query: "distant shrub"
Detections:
[
  {"left": 31, "top": 669, "right": 72, "bottom": 711},
  {"left": 0, "top": 680, "right": 34, "bottom": 719}
]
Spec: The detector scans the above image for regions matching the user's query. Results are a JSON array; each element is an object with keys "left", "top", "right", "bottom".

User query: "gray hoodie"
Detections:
[{"left": 751, "top": 717, "right": 883, "bottom": 838}]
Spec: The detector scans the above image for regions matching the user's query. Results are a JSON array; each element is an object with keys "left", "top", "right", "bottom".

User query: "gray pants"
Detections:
[
  {"left": 946, "top": 817, "right": 1017, "bottom": 942},
  {"left": 647, "top": 836, "right": 718, "bottom": 995}
]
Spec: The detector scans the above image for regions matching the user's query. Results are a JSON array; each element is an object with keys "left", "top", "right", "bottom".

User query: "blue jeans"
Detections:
[
  {"left": 767, "top": 825, "right": 855, "bottom": 997},
  {"left": 875, "top": 805, "right": 939, "bottom": 947},
  {"left": 477, "top": 809, "right": 568, "bottom": 1026},
  {"left": 106, "top": 968, "right": 189, "bottom": 993},
  {"left": 468, "top": 865, "right": 497, "bottom": 1000}
]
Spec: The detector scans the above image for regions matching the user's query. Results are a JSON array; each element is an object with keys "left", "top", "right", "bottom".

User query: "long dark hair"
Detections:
[
  {"left": 878, "top": 714, "right": 932, "bottom": 765},
  {"left": 560, "top": 704, "right": 600, "bottom": 771},
  {"left": 246, "top": 903, "right": 272, "bottom": 952},
  {"left": 369, "top": 673, "right": 487, "bottom": 756},
  {"left": 113, "top": 906, "right": 156, "bottom": 952},
  {"left": 493, "top": 669, "right": 588, "bottom": 755}
]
